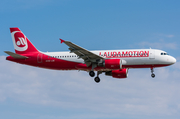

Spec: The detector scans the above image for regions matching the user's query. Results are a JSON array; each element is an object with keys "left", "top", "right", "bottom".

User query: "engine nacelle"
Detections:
[
  {"left": 105, "top": 69, "right": 128, "bottom": 79},
  {"left": 103, "top": 59, "right": 122, "bottom": 69}
]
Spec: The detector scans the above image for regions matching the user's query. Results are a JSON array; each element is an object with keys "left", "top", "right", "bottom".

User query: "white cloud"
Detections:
[
  {"left": 166, "top": 35, "right": 174, "bottom": 38},
  {"left": 137, "top": 33, "right": 178, "bottom": 50},
  {"left": 139, "top": 41, "right": 178, "bottom": 50},
  {"left": 159, "top": 34, "right": 175, "bottom": 38},
  {"left": 0, "top": 56, "right": 180, "bottom": 118}
]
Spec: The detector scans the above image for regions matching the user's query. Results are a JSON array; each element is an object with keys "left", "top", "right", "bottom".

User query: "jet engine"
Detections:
[
  {"left": 98, "top": 59, "right": 122, "bottom": 69},
  {"left": 105, "top": 69, "right": 128, "bottom": 78}
]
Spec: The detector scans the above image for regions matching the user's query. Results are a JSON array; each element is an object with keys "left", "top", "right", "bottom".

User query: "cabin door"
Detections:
[
  {"left": 37, "top": 53, "right": 43, "bottom": 63},
  {"left": 149, "top": 50, "right": 155, "bottom": 59}
]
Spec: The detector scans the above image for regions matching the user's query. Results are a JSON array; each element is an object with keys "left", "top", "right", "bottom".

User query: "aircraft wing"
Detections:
[{"left": 60, "top": 39, "right": 104, "bottom": 66}]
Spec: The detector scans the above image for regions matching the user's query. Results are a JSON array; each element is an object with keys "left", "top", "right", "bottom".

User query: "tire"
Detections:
[
  {"left": 89, "top": 71, "right": 95, "bottom": 77},
  {"left": 151, "top": 73, "right": 155, "bottom": 78},
  {"left": 94, "top": 77, "right": 100, "bottom": 83}
]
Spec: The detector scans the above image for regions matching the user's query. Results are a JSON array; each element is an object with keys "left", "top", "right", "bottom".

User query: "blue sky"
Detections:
[{"left": 0, "top": 0, "right": 180, "bottom": 119}]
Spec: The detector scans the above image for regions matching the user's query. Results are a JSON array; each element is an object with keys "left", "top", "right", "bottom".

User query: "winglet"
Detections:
[{"left": 60, "top": 39, "right": 65, "bottom": 43}]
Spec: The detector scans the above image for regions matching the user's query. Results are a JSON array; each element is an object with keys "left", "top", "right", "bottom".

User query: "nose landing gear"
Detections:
[
  {"left": 151, "top": 68, "right": 155, "bottom": 78},
  {"left": 151, "top": 73, "right": 155, "bottom": 78}
]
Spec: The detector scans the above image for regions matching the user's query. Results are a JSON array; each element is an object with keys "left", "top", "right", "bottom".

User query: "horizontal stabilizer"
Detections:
[{"left": 4, "top": 51, "right": 28, "bottom": 59}]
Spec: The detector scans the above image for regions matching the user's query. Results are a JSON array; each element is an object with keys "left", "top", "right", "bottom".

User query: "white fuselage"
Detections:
[{"left": 43, "top": 49, "right": 176, "bottom": 68}]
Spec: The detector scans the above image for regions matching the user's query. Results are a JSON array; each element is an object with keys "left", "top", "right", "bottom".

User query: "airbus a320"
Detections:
[{"left": 5, "top": 28, "right": 176, "bottom": 83}]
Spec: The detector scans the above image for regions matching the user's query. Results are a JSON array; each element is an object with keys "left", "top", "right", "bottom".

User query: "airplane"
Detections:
[{"left": 4, "top": 27, "right": 176, "bottom": 83}]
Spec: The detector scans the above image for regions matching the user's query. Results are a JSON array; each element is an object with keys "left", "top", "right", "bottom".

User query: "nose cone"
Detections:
[{"left": 170, "top": 56, "right": 176, "bottom": 64}]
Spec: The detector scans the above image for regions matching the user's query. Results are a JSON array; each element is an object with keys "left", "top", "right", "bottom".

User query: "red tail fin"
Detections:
[{"left": 10, "top": 27, "right": 39, "bottom": 54}]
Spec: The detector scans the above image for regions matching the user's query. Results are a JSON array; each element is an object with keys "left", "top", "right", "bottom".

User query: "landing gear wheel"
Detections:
[
  {"left": 89, "top": 71, "right": 95, "bottom": 77},
  {"left": 151, "top": 73, "right": 155, "bottom": 78},
  {"left": 94, "top": 77, "right": 100, "bottom": 83},
  {"left": 150, "top": 68, "right": 155, "bottom": 78}
]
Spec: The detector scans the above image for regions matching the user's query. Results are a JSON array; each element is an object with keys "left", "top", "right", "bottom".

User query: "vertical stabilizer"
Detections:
[{"left": 10, "top": 27, "right": 39, "bottom": 54}]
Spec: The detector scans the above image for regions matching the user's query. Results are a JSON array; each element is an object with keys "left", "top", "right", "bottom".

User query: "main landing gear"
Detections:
[
  {"left": 89, "top": 63, "right": 102, "bottom": 83},
  {"left": 151, "top": 68, "right": 155, "bottom": 78},
  {"left": 89, "top": 71, "right": 95, "bottom": 77},
  {"left": 94, "top": 77, "right": 100, "bottom": 83},
  {"left": 89, "top": 71, "right": 102, "bottom": 83}
]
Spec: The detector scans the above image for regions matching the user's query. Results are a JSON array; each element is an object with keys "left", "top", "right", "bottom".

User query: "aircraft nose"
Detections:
[{"left": 170, "top": 56, "right": 176, "bottom": 64}]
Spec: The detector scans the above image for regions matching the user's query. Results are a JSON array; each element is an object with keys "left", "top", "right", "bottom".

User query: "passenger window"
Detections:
[{"left": 161, "top": 53, "right": 163, "bottom": 55}]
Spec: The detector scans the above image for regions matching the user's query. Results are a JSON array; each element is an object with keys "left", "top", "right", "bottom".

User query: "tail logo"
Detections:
[{"left": 11, "top": 31, "right": 28, "bottom": 51}]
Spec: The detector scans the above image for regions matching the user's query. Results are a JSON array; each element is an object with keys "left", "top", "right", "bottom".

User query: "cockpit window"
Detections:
[{"left": 161, "top": 52, "right": 169, "bottom": 55}]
